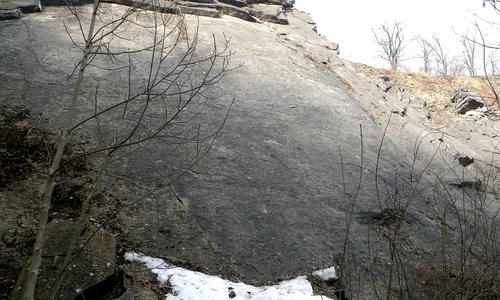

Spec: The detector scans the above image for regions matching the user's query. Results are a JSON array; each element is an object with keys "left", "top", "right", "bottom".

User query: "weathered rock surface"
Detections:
[{"left": 1, "top": 2, "right": 499, "bottom": 299}]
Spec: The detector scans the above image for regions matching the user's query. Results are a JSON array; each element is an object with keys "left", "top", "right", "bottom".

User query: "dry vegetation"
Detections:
[
  {"left": 356, "top": 63, "right": 500, "bottom": 110},
  {"left": 328, "top": 63, "right": 500, "bottom": 299}
]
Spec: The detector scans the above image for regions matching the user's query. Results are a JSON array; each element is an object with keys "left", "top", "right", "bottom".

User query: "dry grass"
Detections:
[{"left": 355, "top": 63, "right": 500, "bottom": 111}]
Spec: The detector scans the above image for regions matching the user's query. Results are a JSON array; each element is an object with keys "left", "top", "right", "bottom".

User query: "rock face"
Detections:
[
  {"left": 1, "top": 3, "right": 500, "bottom": 300},
  {"left": 1, "top": 0, "right": 297, "bottom": 25}
]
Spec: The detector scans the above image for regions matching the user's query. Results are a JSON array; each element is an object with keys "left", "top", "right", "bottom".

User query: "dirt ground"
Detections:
[
  {"left": 0, "top": 106, "right": 127, "bottom": 299},
  {"left": 0, "top": 106, "right": 47, "bottom": 299}
]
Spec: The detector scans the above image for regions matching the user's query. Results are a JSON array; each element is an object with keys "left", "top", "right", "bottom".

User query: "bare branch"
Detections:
[
  {"left": 475, "top": 21, "right": 500, "bottom": 108},
  {"left": 416, "top": 36, "right": 434, "bottom": 73},
  {"left": 21, "top": 1, "right": 236, "bottom": 298},
  {"left": 430, "top": 34, "right": 450, "bottom": 75},
  {"left": 459, "top": 30, "right": 478, "bottom": 76},
  {"left": 483, "top": 0, "right": 500, "bottom": 14}
]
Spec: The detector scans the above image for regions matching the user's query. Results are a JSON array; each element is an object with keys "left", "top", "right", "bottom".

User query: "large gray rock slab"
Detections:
[
  {"left": 2, "top": 4, "right": 500, "bottom": 299},
  {"left": 0, "top": 4, "right": 386, "bottom": 288},
  {"left": 0, "top": 4, "right": 426, "bottom": 294}
]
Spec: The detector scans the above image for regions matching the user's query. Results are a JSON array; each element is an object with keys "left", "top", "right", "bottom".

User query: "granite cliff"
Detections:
[{"left": 1, "top": 1, "right": 500, "bottom": 299}]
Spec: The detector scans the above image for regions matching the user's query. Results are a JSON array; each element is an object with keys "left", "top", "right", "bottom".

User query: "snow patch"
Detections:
[
  {"left": 125, "top": 252, "right": 333, "bottom": 300},
  {"left": 312, "top": 267, "right": 338, "bottom": 282}
]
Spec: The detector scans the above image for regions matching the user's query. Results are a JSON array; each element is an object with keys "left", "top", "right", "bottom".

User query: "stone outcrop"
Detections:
[
  {"left": 1, "top": 0, "right": 293, "bottom": 23},
  {"left": 451, "top": 86, "right": 485, "bottom": 114},
  {"left": 157, "top": 0, "right": 290, "bottom": 24},
  {"left": 374, "top": 74, "right": 412, "bottom": 102},
  {"left": 372, "top": 74, "right": 423, "bottom": 116}
]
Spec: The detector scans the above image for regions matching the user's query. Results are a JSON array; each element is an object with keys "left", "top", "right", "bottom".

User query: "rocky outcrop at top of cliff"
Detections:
[{"left": 1, "top": 0, "right": 297, "bottom": 24}]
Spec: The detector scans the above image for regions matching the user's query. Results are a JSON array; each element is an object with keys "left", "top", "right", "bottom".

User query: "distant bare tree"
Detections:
[
  {"left": 449, "top": 55, "right": 466, "bottom": 76},
  {"left": 430, "top": 34, "right": 450, "bottom": 75},
  {"left": 474, "top": 20, "right": 500, "bottom": 107},
  {"left": 416, "top": 36, "right": 434, "bottom": 73},
  {"left": 372, "top": 20, "right": 409, "bottom": 71},
  {"left": 459, "top": 30, "right": 478, "bottom": 75},
  {"left": 487, "top": 50, "right": 499, "bottom": 75}
]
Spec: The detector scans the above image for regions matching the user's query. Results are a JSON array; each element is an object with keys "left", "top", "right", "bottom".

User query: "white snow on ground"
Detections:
[
  {"left": 312, "top": 267, "right": 337, "bottom": 282},
  {"left": 125, "top": 252, "right": 334, "bottom": 300}
]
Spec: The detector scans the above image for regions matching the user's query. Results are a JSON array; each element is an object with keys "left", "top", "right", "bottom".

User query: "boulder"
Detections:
[
  {"left": 386, "top": 83, "right": 401, "bottom": 99},
  {"left": 450, "top": 86, "right": 484, "bottom": 114},
  {"left": 375, "top": 75, "right": 395, "bottom": 92},
  {"left": 281, "top": 0, "right": 294, "bottom": 9},
  {"left": 0, "top": 9, "right": 22, "bottom": 19},
  {"left": 410, "top": 97, "right": 427, "bottom": 109},
  {"left": 250, "top": 4, "right": 288, "bottom": 24},
  {"left": 400, "top": 89, "right": 411, "bottom": 103},
  {"left": 12, "top": 220, "right": 117, "bottom": 299}
]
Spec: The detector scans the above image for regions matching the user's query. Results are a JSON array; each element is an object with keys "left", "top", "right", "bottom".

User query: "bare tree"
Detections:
[
  {"left": 449, "top": 55, "right": 466, "bottom": 76},
  {"left": 430, "top": 34, "right": 450, "bottom": 75},
  {"left": 459, "top": 30, "right": 478, "bottom": 75},
  {"left": 487, "top": 50, "right": 499, "bottom": 75},
  {"left": 416, "top": 35, "right": 434, "bottom": 73},
  {"left": 19, "top": 1, "right": 235, "bottom": 299},
  {"left": 372, "top": 20, "right": 409, "bottom": 71},
  {"left": 474, "top": 20, "right": 500, "bottom": 108}
]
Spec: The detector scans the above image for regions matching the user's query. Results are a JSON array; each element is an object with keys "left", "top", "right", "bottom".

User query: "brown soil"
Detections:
[
  {"left": 0, "top": 106, "right": 49, "bottom": 190},
  {"left": 0, "top": 106, "right": 103, "bottom": 299}
]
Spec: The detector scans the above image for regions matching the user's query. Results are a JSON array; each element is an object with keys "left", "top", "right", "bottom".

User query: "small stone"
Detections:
[
  {"left": 378, "top": 75, "right": 390, "bottom": 81},
  {"left": 228, "top": 290, "right": 236, "bottom": 298},
  {"left": 457, "top": 156, "right": 474, "bottom": 167},
  {"left": 411, "top": 97, "right": 427, "bottom": 109}
]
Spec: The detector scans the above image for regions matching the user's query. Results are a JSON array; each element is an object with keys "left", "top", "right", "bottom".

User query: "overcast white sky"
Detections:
[{"left": 295, "top": 0, "right": 499, "bottom": 71}]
